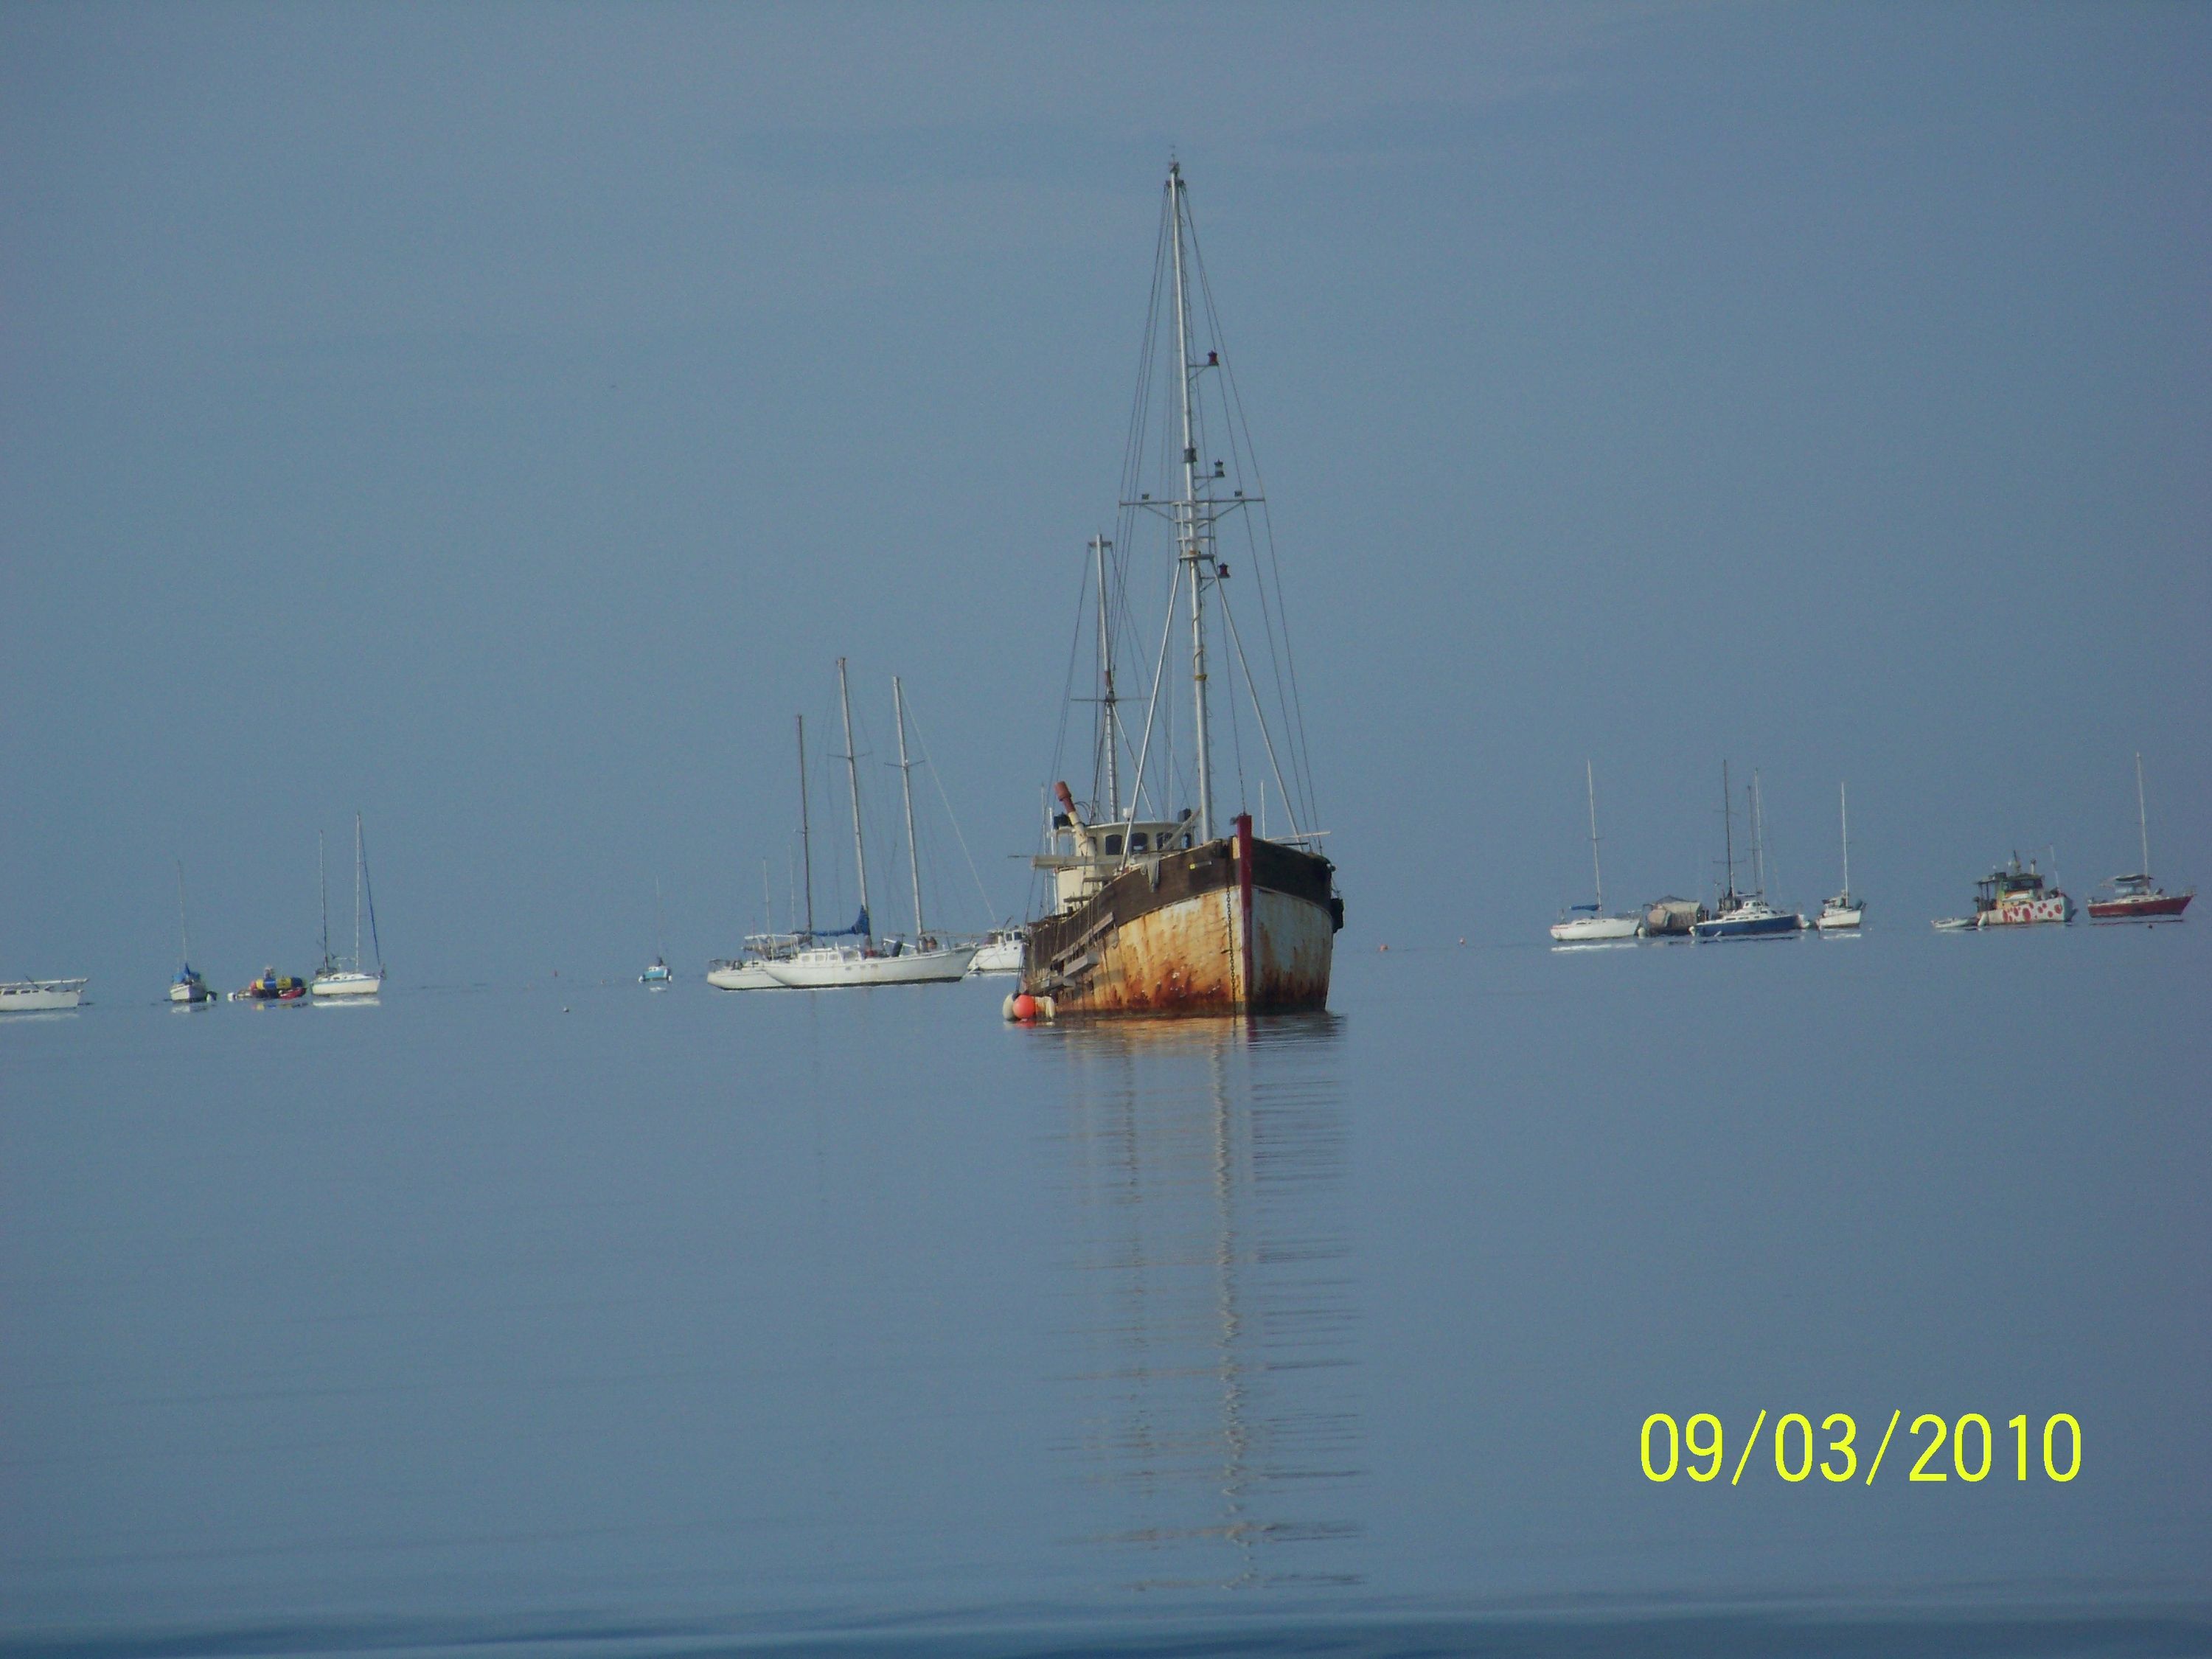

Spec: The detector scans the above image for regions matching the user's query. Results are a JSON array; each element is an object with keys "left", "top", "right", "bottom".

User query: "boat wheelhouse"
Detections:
[{"left": 1971, "top": 855, "right": 2072, "bottom": 926}]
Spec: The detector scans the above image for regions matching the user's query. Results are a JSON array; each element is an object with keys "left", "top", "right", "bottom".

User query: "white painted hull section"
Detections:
[
  {"left": 1981, "top": 897, "right": 2070, "bottom": 925},
  {"left": 762, "top": 945, "right": 978, "bottom": 988},
  {"left": 1, "top": 978, "right": 87, "bottom": 1012},
  {"left": 1815, "top": 905, "right": 1864, "bottom": 931},
  {"left": 169, "top": 978, "right": 214, "bottom": 1004},
  {"left": 707, "top": 961, "right": 784, "bottom": 990},
  {"left": 1549, "top": 914, "right": 1641, "bottom": 942},
  {"left": 967, "top": 936, "right": 1023, "bottom": 975},
  {"left": 311, "top": 971, "right": 384, "bottom": 998}
]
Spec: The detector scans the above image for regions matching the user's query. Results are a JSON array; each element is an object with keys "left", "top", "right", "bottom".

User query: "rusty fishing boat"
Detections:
[{"left": 1020, "top": 163, "right": 1342, "bottom": 1015}]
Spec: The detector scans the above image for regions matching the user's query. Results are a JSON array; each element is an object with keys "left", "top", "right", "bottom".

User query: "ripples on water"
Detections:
[
  {"left": 2, "top": 930, "right": 2207, "bottom": 1658},
  {"left": 1049, "top": 1016, "right": 1360, "bottom": 1590}
]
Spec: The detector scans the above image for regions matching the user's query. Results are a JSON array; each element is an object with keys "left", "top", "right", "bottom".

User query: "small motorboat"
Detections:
[
  {"left": 1931, "top": 916, "right": 1978, "bottom": 933},
  {"left": 640, "top": 956, "right": 673, "bottom": 987},
  {"left": 967, "top": 927, "right": 1025, "bottom": 975}
]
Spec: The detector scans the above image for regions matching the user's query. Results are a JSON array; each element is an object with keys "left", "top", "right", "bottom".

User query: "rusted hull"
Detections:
[{"left": 1023, "top": 826, "right": 1340, "bottom": 1015}]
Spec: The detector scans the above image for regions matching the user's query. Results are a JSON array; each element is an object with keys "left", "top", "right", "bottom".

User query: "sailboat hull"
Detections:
[
  {"left": 311, "top": 971, "right": 383, "bottom": 997},
  {"left": 707, "top": 961, "right": 785, "bottom": 990},
  {"left": 1023, "top": 832, "right": 1338, "bottom": 1015},
  {"left": 2087, "top": 891, "right": 2191, "bottom": 921},
  {"left": 761, "top": 945, "right": 978, "bottom": 987},
  {"left": 1549, "top": 915, "right": 1641, "bottom": 942}
]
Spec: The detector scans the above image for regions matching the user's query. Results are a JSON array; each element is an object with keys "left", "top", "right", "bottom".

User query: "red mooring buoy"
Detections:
[{"left": 1012, "top": 993, "right": 1039, "bottom": 1021}]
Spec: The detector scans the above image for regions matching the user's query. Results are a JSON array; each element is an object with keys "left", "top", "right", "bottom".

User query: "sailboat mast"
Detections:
[
  {"left": 894, "top": 677, "right": 926, "bottom": 940},
  {"left": 1585, "top": 759, "right": 1604, "bottom": 913},
  {"left": 318, "top": 831, "right": 330, "bottom": 968},
  {"left": 2135, "top": 751, "right": 2150, "bottom": 876},
  {"left": 796, "top": 714, "right": 815, "bottom": 936},
  {"left": 1840, "top": 782, "right": 1850, "bottom": 898},
  {"left": 1167, "top": 162, "right": 1215, "bottom": 842},
  {"left": 1750, "top": 776, "right": 1765, "bottom": 897},
  {"left": 1093, "top": 534, "right": 1119, "bottom": 818},
  {"left": 176, "top": 858, "right": 190, "bottom": 964},
  {"left": 837, "top": 657, "right": 871, "bottom": 938},
  {"left": 1721, "top": 761, "right": 1736, "bottom": 902},
  {"left": 352, "top": 812, "right": 364, "bottom": 970}
]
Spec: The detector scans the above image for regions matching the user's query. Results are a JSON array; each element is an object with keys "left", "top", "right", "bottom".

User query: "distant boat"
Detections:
[
  {"left": 760, "top": 664, "right": 975, "bottom": 988},
  {"left": 1643, "top": 897, "right": 1703, "bottom": 936},
  {"left": 1932, "top": 915, "right": 1978, "bottom": 933},
  {"left": 1, "top": 977, "right": 87, "bottom": 1013},
  {"left": 967, "top": 926, "right": 1025, "bottom": 975},
  {"left": 170, "top": 859, "right": 214, "bottom": 1004},
  {"left": 1019, "top": 167, "right": 1341, "bottom": 1015},
  {"left": 1693, "top": 763, "right": 1804, "bottom": 939},
  {"left": 312, "top": 814, "right": 386, "bottom": 997},
  {"left": 1967, "top": 853, "right": 2071, "bottom": 927},
  {"left": 1550, "top": 761, "right": 1641, "bottom": 942},
  {"left": 1814, "top": 782, "right": 1864, "bottom": 931},
  {"left": 232, "top": 968, "right": 308, "bottom": 1002},
  {"left": 2087, "top": 754, "right": 2192, "bottom": 922},
  {"left": 641, "top": 876, "right": 673, "bottom": 986}
]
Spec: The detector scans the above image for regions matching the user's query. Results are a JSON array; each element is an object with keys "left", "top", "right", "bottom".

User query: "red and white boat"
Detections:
[
  {"left": 2087, "top": 754, "right": 2192, "bottom": 922},
  {"left": 1972, "top": 855, "right": 2072, "bottom": 926}
]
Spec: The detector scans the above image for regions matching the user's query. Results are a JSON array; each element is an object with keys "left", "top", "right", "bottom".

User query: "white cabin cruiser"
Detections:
[{"left": 1, "top": 977, "right": 87, "bottom": 1013}]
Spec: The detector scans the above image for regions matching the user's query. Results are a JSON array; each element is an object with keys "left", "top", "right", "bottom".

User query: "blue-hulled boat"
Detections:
[{"left": 1692, "top": 762, "right": 1806, "bottom": 941}]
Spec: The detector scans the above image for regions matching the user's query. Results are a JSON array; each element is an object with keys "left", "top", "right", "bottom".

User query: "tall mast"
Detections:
[
  {"left": 796, "top": 714, "right": 815, "bottom": 936},
  {"left": 1168, "top": 162, "right": 1215, "bottom": 841},
  {"left": 1839, "top": 782, "right": 1850, "bottom": 898},
  {"left": 1093, "top": 534, "right": 1119, "bottom": 818},
  {"left": 318, "top": 831, "right": 330, "bottom": 970},
  {"left": 352, "top": 812, "right": 364, "bottom": 970},
  {"left": 2135, "top": 751, "right": 2150, "bottom": 875},
  {"left": 894, "top": 677, "right": 925, "bottom": 940},
  {"left": 837, "top": 657, "right": 871, "bottom": 939},
  {"left": 176, "top": 858, "right": 191, "bottom": 965},
  {"left": 1750, "top": 774, "right": 1765, "bottom": 897},
  {"left": 1720, "top": 761, "right": 1736, "bottom": 902},
  {"left": 1585, "top": 759, "right": 1604, "bottom": 913}
]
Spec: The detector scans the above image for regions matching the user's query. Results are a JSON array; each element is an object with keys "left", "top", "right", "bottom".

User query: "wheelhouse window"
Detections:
[{"left": 1104, "top": 835, "right": 1123, "bottom": 855}]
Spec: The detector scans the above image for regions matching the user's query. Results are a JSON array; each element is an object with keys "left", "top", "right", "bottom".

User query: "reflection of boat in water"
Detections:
[
  {"left": 1022, "top": 165, "right": 1341, "bottom": 1015},
  {"left": 1, "top": 977, "right": 87, "bottom": 1013},
  {"left": 2087, "top": 754, "right": 2191, "bottom": 922},
  {"left": 1053, "top": 1015, "right": 1360, "bottom": 1588}
]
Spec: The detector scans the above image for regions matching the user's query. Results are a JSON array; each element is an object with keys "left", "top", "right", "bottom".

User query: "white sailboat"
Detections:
[
  {"left": 0, "top": 977, "right": 88, "bottom": 1013},
  {"left": 1550, "top": 761, "right": 1641, "bottom": 942},
  {"left": 1815, "top": 782, "right": 1864, "bottom": 931},
  {"left": 311, "top": 813, "right": 385, "bottom": 997},
  {"left": 170, "top": 859, "right": 214, "bottom": 1003},
  {"left": 763, "top": 662, "right": 977, "bottom": 987}
]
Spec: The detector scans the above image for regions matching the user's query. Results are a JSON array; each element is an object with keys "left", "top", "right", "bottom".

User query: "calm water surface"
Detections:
[{"left": 3, "top": 925, "right": 2207, "bottom": 1655}]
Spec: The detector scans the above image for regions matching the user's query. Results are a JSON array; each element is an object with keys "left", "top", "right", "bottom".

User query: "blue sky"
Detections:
[{"left": 3, "top": 2, "right": 2205, "bottom": 984}]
